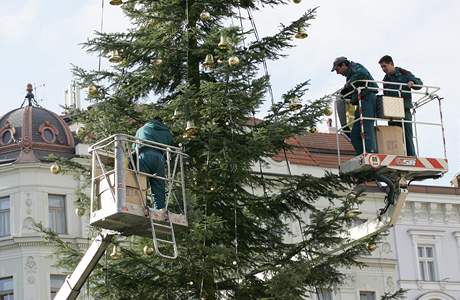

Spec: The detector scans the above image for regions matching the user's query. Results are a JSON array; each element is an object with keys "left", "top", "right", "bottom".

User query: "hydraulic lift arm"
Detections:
[
  {"left": 54, "top": 230, "right": 117, "bottom": 300},
  {"left": 328, "top": 177, "right": 408, "bottom": 255},
  {"left": 347, "top": 179, "right": 408, "bottom": 244}
]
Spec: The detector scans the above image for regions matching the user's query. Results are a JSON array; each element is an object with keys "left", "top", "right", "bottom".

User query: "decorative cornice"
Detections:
[
  {"left": 0, "top": 236, "right": 89, "bottom": 251},
  {"left": 407, "top": 229, "right": 446, "bottom": 237},
  {"left": 453, "top": 232, "right": 460, "bottom": 247}
]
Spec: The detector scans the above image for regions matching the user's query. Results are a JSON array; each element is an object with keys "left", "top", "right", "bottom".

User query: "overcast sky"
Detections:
[{"left": 1, "top": 0, "right": 458, "bottom": 185}]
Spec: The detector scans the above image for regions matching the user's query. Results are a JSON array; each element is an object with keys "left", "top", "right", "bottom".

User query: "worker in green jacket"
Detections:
[
  {"left": 379, "top": 55, "right": 423, "bottom": 156},
  {"left": 332, "top": 57, "right": 378, "bottom": 155},
  {"left": 134, "top": 117, "right": 173, "bottom": 210}
]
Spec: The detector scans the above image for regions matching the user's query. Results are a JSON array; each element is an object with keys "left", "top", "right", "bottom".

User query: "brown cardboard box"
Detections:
[
  {"left": 96, "top": 169, "right": 148, "bottom": 208},
  {"left": 376, "top": 125, "right": 406, "bottom": 155}
]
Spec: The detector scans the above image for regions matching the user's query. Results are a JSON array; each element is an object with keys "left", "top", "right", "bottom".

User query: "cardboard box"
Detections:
[
  {"left": 376, "top": 125, "right": 406, "bottom": 155},
  {"left": 96, "top": 169, "right": 148, "bottom": 208},
  {"left": 377, "top": 96, "right": 405, "bottom": 119}
]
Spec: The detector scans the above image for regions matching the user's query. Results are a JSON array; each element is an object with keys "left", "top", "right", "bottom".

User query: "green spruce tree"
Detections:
[{"left": 42, "top": 1, "right": 402, "bottom": 299}]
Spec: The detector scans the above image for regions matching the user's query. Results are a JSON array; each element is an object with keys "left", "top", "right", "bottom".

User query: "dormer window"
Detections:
[
  {"left": 1, "top": 130, "right": 13, "bottom": 145},
  {"left": 39, "top": 121, "right": 58, "bottom": 144},
  {"left": 43, "top": 128, "right": 55, "bottom": 143},
  {"left": 0, "top": 122, "right": 15, "bottom": 145}
]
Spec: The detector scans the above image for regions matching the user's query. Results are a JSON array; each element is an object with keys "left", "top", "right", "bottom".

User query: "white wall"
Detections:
[
  {"left": 394, "top": 193, "right": 460, "bottom": 300},
  {"left": 278, "top": 160, "right": 460, "bottom": 300},
  {"left": 0, "top": 162, "right": 89, "bottom": 300}
]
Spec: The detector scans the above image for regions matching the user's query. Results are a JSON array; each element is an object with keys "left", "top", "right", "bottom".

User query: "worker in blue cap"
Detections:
[
  {"left": 379, "top": 55, "right": 423, "bottom": 156},
  {"left": 332, "top": 57, "right": 378, "bottom": 155},
  {"left": 133, "top": 117, "right": 173, "bottom": 211}
]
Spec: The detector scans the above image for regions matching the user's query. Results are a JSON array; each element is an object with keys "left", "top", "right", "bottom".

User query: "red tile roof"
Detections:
[{"left": 273, "top": 132, "right": 355, "bottom": 168}]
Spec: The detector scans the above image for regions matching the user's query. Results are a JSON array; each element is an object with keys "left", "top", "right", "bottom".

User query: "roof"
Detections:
[
  {"left": 0, "top": 106, "right": 75, "bottom": 163},
  {"left": 273, "top": 132, "right": 355, "bottom": 168}
]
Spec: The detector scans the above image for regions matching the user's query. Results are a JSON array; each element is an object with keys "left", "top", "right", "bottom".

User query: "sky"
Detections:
[{"left": 0, "top": 0, "right": 458, "bottom": 185}]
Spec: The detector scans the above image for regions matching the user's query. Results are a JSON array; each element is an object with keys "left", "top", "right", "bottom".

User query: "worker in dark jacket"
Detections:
[
  {"left": 134, "top": 117, "right": 173, "bottom": 210},
  {"left": 332, "top": 57, "right": 378, "bottom": 155},
  {"left": 379, "top": 55, "right": 423, "bottom": 156}
]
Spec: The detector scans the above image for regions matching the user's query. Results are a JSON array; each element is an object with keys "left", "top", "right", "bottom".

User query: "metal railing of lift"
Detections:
[
  {"left": 329, "top": 80, "right": 446, "bottom": 168},
  {"left": 89, "top": 134, "right": 188, "bottom": 218}
]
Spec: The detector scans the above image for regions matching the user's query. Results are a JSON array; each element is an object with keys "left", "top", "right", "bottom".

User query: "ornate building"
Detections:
[
  {"left": 0, "top": 100, "right": 88, "bottom": 300},
  {"left": 268, "top": 133, "right": 460, "bottom": 300}
]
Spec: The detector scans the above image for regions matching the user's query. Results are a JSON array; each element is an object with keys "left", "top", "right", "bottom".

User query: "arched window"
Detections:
[
  {"left": 42, "top": 128, "right": 55, "bottom": 143},
  {"left": 1, "top": 130, "right": 13, "bottom": 145},
  {"left": 0, "top": 122, "right": 15, "bottom": 145},
  {"left": 417, "top": 291, "right": 455, "bottom": 300},
  {"left": 38, "top": 121, "right": 59, "bottom": 144}
]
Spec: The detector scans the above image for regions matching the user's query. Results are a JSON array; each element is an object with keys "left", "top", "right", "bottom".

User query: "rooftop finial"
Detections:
[{"left": 21, "top": 83, "right": 40, "bottom": 108}]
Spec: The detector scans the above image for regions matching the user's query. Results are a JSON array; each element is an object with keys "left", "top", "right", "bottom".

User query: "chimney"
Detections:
[
  {"left": 65, "top": 80, "right": 81, "bottom": 109},
  {"left": 327, "top": 118, "right": 337, "bottom": 133},
  {"left": 451, "top": 172, "right": 460, "bottom": 187}
]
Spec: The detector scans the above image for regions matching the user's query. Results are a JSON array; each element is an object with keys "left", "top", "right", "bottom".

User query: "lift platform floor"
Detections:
[
  {"left": 90, "top": 208, "right": 187, "bottom": 237},
  {"left": 340, "top": 153, "right": 448, "bottom": 181}
]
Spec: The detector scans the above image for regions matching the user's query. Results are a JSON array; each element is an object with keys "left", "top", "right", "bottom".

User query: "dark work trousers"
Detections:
[
  {"left": 336, "top": 98, "right": 351, "bottom": 138},
  {"left": 351, "top": 93, "right": 377, "bottom": 155},
  {"left": 389, "top": 109, "right": 415, "bottom": 156},
  {"left": 138, "top": 149, "right": 166, "bottom": 209}
]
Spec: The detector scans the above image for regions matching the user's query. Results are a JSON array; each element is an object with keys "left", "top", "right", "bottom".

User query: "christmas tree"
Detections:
[{"left": 42, "top": 1, "right": 404, "bottom": 299}]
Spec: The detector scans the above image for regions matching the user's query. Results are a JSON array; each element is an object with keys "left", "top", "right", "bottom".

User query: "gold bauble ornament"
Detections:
[
  {"left": 203, "top": 54, "right": 215, "bottom": 69},
  {"left": 109, "top": 0, "right": 123, "bottom": 5},
  {"left": 183, "top": 121, "right": 198, "bottom": 139},
  {"left": 308, "top": 127, "right": 317, "bottom": 133},
  {"left": 75, "top": 207, "right": 85, "bottom": 217},
  {"left": 143, "top": 245, "right": 154, "bottom": 256},
  {"left": 200, "top": 10, "right": 211, "bottom": 21},
  {"left": 289, "top": 97, "right": 302, "bottom": 110},
  {"left": 109, "top": 50, "right": 123, "bottom": 63},
  {"left": 228, "top": 55, "right": 240, "bottom": 66},
  {"left": 324, "top": 107, "right": 333, "bottom": 116},
  {"left": 295, "top": 27, "right": 308, "bottom": 39},
  {"left": 76, "top": 126, "right": 86, "bottom": 138},
  {"left": 218, "top": 33, "right": 230, "bottom": 49},
  {"left": 50, "top": 163, "right": 61, "bottom": 175},
  {"left": 367, "top": 242, "right": 378, "bottom": 252},
  {"left": 88, "top": 85, "right": 98, "bottom": 98},
  {"left": 292, "top": 0, "right": 302, "bottom": 3}
]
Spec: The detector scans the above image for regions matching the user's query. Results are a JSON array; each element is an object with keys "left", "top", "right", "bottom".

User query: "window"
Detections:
[
  {"left": 1, "top": 130, "right": 13, "bottom": 145},
  {"left": 42, "top": 128, "right": 55, "bottom": 143},
  {"left": 48, "top": 195, "right": 67, "bottom": 234},
  {"left": 0, "top": 197, "right": 10, "bottom": 237},
  {"left": 360, "top": 291, "right": 376, "bottom": 300},
  {"left": 318, "top": 289, "right": 332, "bottom": 300},
  {"left": 417, "top": 245, "right": 438, "bottom": 281},
  {"left": 0, "top": 277, "right": 14, "bottom": 300},
  {"left": 50, "top": 275, "right": 65, "bottom": 299}
]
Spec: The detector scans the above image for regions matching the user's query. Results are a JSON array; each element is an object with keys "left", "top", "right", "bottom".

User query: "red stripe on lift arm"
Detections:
[{"left": 426, "top": 158, "right": 444, "bottom": 169}]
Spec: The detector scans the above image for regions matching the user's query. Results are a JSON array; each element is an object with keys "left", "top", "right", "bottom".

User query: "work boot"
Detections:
[{"left": 151, "top": 208, "right": 168, "bottom": 222}]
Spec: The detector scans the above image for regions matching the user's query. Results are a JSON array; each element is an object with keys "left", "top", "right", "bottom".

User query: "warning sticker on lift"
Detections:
[
  {"left": 394, "top": 157, "right": 417, "bottom": 167},
  {"left": 369, "top": 155, "right": 381, "bottom": 167}
]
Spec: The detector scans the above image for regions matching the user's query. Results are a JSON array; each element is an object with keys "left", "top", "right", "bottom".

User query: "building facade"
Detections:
[
  {"left": 268, "top": 132, "right": 460, "bottom": 300},
  {"left": 0, "top": 105, "right": 89, "bottom": 300}
]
